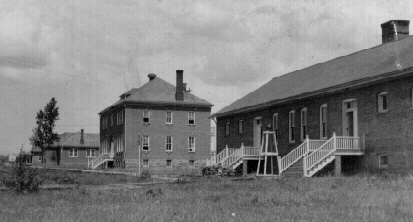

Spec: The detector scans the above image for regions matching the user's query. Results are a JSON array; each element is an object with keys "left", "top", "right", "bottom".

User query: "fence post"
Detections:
[
  {"left": 333, "top": 132, "right": 337, "bottom": 151},
  {"left": 226, "top": 145, "right": 229, "bottom": 158},
  {"left": 241, "top": 143, "right": 244, "bottom": 156}
]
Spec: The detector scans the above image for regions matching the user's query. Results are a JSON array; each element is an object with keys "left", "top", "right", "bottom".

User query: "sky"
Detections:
[{"left": 1, "top": 0, "right": 413, "bottom": 154}]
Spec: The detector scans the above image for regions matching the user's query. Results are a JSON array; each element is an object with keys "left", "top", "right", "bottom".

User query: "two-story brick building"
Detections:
[
  {"left": 211, "top": 20, "right": 413, "bottom": 176},
  {"left": 96, "top": 70, "right": 213, "bottom": 170}
]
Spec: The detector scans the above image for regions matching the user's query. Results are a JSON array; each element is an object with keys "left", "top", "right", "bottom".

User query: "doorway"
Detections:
[
  {"left": 342, "top": 99, "right": 358, "bottom": 137},
  {"left": 253, "top": 117, "right": 262, "bottom": 147}
]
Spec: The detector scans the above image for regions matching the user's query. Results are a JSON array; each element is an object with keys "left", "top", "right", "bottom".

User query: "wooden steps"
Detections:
[{"left": 281, "top": 158, "right": 304, "bottom": 177}]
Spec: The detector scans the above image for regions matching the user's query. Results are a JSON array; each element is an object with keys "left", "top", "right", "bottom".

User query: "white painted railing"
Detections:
[
  {"left": 336, "top": 136, "right": 365, "bottom": 150},
  {"left": 222, "top": 148, "right": 242, "bottom": 168},
  {"left": 279, "top": 138, "right": 309, "bottom": 174},
  {"left": 308, "top": 140, "right": 328, "bottom": 151},
  {"left": 90, "top": 153, "right": 110, "bottom": 169},
  {"left": 305, "top": 134, "right": 336, "bottom": 171},
  {"left": 243, "top": 146, "right": 261, "bottom": 156}
]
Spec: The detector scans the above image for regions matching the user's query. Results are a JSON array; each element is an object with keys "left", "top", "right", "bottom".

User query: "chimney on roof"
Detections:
[
  {"left": 80, "top": 129, "right": 84, "bottom": 145},
  {"left": 176, "top": 70, "right": 184, "bottom": 101},
  {"left": 148, "top": 73, "right": 156, "bottom": 81},
  {"left": 381, "top": 20, "right": 410, "bottom": 44}
]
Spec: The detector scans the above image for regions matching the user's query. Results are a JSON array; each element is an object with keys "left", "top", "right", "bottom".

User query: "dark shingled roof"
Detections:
[
  {"left": 212, "top": 35, "right": 413, "bottom": 118},
  {"left": 100, "top": 76, "right": 213, "bottom": 114},
  {"left": 49, "top": 131, "right": 100, "bottom": 148}
]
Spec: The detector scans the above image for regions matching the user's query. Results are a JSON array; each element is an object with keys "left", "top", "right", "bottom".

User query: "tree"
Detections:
[{"left": 30, "top": 97, "right": 60, "bottom": 163}]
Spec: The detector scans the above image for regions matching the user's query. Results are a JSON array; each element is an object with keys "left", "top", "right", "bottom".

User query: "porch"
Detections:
[{"left": 208, "top": 133, "right": 365, "bottom": 177}]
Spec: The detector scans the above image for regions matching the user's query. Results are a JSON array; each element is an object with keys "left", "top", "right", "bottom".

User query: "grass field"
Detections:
[{"left": 1, "top": 172, "right": 413, "bottom": 221}]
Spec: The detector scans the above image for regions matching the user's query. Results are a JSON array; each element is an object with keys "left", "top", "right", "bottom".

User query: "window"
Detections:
[
  {"left": 378, "top": 92, "right": 388, "bottom": 112},
  {"left": 379, "top": 155, "right": 388, "bottom": 168},
  {"left": 320, "top": 104, "right": 328, "bottom": 139},
  {"left": 69, "top": 148, "right": 78, "bottom": 157},
  {"left": 142, "top": 135, "right": 150, "bottom": 151},
  {"left": 143, "top": 159, "right": 149, "bottom": 167},
  {"left": 188, "top": 112, "right": 195, "bottom": 125},
  {"left": 166, "top": 111, "right": 173, "bottom": 124},
  {"left": 166, "top": 160, "right": 172, "bottom": 168},
  {"left": 289, "top": 110, "right": 295, "bottom": 143},
  {"left": 273, "top": 113, "right": 279, "bottom": 140},
  {"left": 166, "top": 136, "right": 172, "bottom": 152},
  {"left": 238, "top": 120, "right": 243, "bottom": 134},
  {"left": 143, "top": 110, "right": 150, "bottom": 123},
  {"left": 188, "top": 136, "right": 195, "bottom": 152},
  {"left": 86, "top": 149, "right": 95, "bottom": 158},
  {"left": 301, "top": 108, "right": 307, "bottom": 141},
  {"left": 226, "top": 122, "right": 230, "bottom": 135},
  {"left": 411, "top": 88, "right": 413, "bottom": 108},
  {"left": 189, "top": 160, "right": 195, "bottom": 167},
  {"left": 111, "top": 114, "right": 114, "bottom": 127}
]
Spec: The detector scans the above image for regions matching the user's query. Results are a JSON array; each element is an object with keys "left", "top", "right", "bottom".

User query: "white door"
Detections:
[
  {"left": 253, "top": 117, "right": 262, "bottom": 147},
  {"left": 342, "top": 100, "right": 358, "bottom": 137}
]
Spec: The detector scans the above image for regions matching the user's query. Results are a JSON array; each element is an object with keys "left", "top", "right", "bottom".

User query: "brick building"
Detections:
[
  {"left": 96, "top": 70, "right": 213, "bottom": 170},
  {"left": 210, "top": 20, "right": 413, "bottom": 176},
  {"left": 44, "top": 129, "right": 99, "bottom": 166}
]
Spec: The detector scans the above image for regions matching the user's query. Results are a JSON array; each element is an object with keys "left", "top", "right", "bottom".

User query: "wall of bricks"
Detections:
[
  {"left": 120, "top": 104, "right": 211, "bottom": 169},
  {"left": 44, "top": 148, "right": 98, "bottom": 166},
  {"left": 217, "top": 75, "right": 413, "bottom": 171}
]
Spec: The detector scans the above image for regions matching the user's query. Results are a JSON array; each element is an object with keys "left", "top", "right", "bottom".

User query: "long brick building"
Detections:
[
  {"left": 210, "top": 20, "right": 413, "bottom": 176},
  {"left": 96, "top": 70, "right": 213, "bottom": 170}
]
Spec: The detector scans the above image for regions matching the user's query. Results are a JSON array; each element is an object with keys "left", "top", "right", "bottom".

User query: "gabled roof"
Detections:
[
  {"left": 212, "top": 36, "right": 413, "bottom": 118},
  {"left": 49, "top": 131, "right": 100, "bottom": 148},
  {"left": 100, "top": 76, "right": 213, "bottom": 114}
]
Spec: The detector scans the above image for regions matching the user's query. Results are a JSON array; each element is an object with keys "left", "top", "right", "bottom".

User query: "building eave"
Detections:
[{"left": 211, "top": 67, "right": 413, "bottom": 119}]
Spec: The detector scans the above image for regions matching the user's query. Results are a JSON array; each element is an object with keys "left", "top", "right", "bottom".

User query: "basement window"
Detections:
[
  {"left": 143, "top": 159, "right": 149, "bottom": 167},
  {"left": 379, "top": 155, "right": 388, "bottom": 168},
  {"left": 189, "top": 160, "right": 195, "bottom": 167},
  {"left": 166, "top": 160, "right": 172, "bottom": 168},
  {"left": 378, "top": 92, "right": 388, "bottom": 113},
  {"left": 143, "top": 110, "right": 150, "bottom": 123}
]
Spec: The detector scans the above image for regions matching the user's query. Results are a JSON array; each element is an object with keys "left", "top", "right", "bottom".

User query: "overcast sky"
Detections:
[{"left": 1, "top": 0, "right": 413, "bottom": 154}]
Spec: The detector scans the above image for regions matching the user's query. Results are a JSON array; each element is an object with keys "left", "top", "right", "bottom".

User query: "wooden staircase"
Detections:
[{"left": 282, "top": 158, "right": 304, "bottom": 177}]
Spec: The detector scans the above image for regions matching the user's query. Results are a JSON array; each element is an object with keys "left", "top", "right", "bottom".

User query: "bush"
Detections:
[{"left": 1, "top": 156, "right": 43, "bottom": 194}]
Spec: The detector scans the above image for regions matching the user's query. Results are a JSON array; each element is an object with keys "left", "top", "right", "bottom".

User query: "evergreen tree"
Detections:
[{"left": 30, "top": 97, "right": 60, "bottom": 163}]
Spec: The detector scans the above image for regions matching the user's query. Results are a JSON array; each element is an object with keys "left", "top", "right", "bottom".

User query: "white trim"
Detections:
[
  {"left": 289, "top": 110, "right": 295, "bottom": 143},
  {"left": 69, "top": 148, "right": 78, "bottom": 157},
  {"left": 166, "top": 136, "right": 173, "bottom": 152},
  {"left": 86, "top": 149, "right": 95, "bottom": 158},
  {"left": 188, "top": 111, "right": 195, "bottom": 125},
  {"left": 378, "top": 92, "right": 388, "bottom": 113},
  {"left": 379, "top": 154, "right": 388, "bottom": 168},
  {"left": 166, "top": 111, "right": 173, "bottom": 125},
  {"left": 300, "top": 108, "right": 307, "bottom": 141},
  {"left": 342, "top": 99, "right": 358, "bottom": 137},
  {"left": 143, "top": 110, "right": 150, "bottom": 123},
  {"left": 142, "top": 135, "right": 150, "bottom": 151},
  {"left": 320, "top": 104, "right": 328, "bottom": 139},
  {"left": 188, "top": 136, "right": 195, "bottom": 152}
]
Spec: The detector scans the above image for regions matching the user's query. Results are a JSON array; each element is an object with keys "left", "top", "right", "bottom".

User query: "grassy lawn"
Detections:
[{"left": 1, "top": 173, "right": 413, "bottom": 221}]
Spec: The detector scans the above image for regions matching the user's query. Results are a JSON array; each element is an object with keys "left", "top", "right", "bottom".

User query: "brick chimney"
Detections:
[
  {"left": 381, "top": 20, "right": 410, "bottom": 44},
  {"left": 175, "top": 70, "right": 184, "bottom": 101},
  {"left": 148, "top": 73, "right": 156, "bottom": 81},
  {"left": 80, "top": 129, "right": 84, "bottom": 145}
]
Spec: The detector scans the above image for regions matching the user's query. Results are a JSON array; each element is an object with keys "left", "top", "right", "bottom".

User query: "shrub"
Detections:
[{"left": 1, "top": 156, "right": 43, "bottom": 194}]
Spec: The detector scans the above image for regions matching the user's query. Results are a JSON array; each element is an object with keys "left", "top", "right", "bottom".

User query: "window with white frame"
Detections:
[
  {"left": 188, "top": 112, "right": 195, "bottom": 125},
  {"left": 289, "top": 110, "right": 295, "bottom": 143},
  {"left": 166, "top": 160, "right": 172, "bottom": 168},
  {"left": 86, "top": 149, "right": 95, "bottom": 158},
  {"left": 379, "top": 155, "right": 388, "bottom": 168},
  {"left": 188, "top": 136, "right": 195, "bottom": 152},
  {"left": 301, "top": 108, "right": 307, "bottom": 141},
  {"left": 378, "top": 92, "right": 388, "bottom": 113},
  {"left": 143, "top": 159, "right": 149, "bottom": 167},
  {"left": 226, "top": 122, "right": 230, "bottom": 135},
  {"left": 166, "top": 111, "right": 173, "bottom": 124},
  {"left": 238, "top": 120, "right": 243, "bottom": 134},
  {"left": 142, "top": 135, "right": 150, "bottom": 151},
  {"left": 273, "top": 113, "right": 279, "bottom": 140},
  {"left": 143, "top": 110, "right": 150, "bottom": 123},
  {"left": 166, "top": 136, "right": 172, "bottom": 151},
  {"left": 69, "top": 148, "right": 78, "bottom": 157},
  {"left": 320, "top": 104, "right": 328, "bottom": 139}
]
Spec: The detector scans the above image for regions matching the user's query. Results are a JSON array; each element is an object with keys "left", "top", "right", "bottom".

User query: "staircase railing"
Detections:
[
  {"left": 90, "top": 153, "right": 110, "bottom": 169},
  {"left": 279, "top": 137, "right": 309, "bottom": 174},
  {"left": 308, "top": 140, "right": 328, "bottom": 151},
  {"left": 222, "top": 148, "right": 243, "bottom": 168},
  {"left": 336, "top": 136, "right": 365, "bottom": 150},
  {"left": 207, "top": 145, "right": 240, "bottom": 166},
  {"left": 243, "top": 146, "right": 261, "bottom": 156},
  {"left": 305, "top": 133, "right": 336, "bottom": 173}
]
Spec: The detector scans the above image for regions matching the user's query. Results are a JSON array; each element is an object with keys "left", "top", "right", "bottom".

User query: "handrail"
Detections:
[
  {"left": 222, "top": 148, "right": 243, "bottom": 168},
  {"left": 243, "top": 147, "right": 260, "bottom": 156},
  {"left": 308, "top": 140, "right": 328, "bottom": 151},
  {"left": 279, "top": 138, "right": 309, "bottom": 174},
  {"left": 305, "top": 134, "right": 336, "bottom": 171},
  {"left": 336, "top": 136, "right": 364, "bottom": 150}
]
